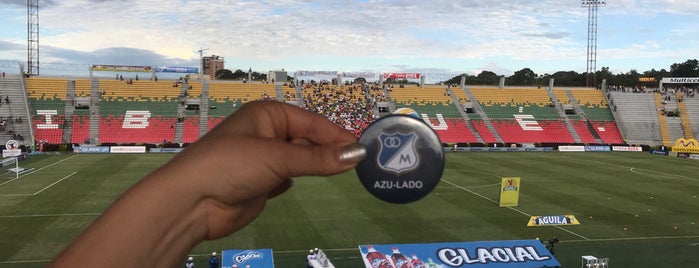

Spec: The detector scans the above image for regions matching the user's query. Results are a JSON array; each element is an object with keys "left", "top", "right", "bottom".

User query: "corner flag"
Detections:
[{"left": 499, "top": 177, "right": 520, "bottom": 207}]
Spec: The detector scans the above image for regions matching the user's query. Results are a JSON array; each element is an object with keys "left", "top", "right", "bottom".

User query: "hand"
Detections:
[
  {"left": 161, "top": 100, "right": 366, "bottom": 238},
  {"left": 49, "top": 101, "right": 366, "bottom": 268}
]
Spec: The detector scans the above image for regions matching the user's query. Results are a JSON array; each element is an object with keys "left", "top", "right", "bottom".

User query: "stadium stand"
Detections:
[
  {"left": 569, "top": 89, "right": 614, "bottom": 121},
  {"left": 98, "top": 79, "right": 181, "bottom": 143},
  {"left": 682, "top": 92, "right": 699, "bottom": 138},
  {"left": 207, "top": 82, "right": 275, "bottom": 129},
  {"left": 26, "top": 77, "right": 68, "bottom": 144},
  {"left": 386, "top": 85, "right": 484, "bottom": 142},
  {"left": 607, "top": 91, "right": 660, "bottom": 145},
  {"left": 17, "top": 73, "right": 637, "bottom": 147},
  {"left": 471, "top": 119, "right": 499, "bottom": 144},
  {"left": 300, "top": 82, "right": 374, "bottom": 137}
]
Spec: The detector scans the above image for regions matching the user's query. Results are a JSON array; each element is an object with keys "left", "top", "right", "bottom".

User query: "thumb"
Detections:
[{"left": 270, "top": 142, "right": 367, "bottom": 178}]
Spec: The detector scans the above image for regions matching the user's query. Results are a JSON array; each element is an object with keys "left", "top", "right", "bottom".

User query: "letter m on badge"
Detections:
[{"left": 377, "top": 132, "right": 419, "bottom": 174}]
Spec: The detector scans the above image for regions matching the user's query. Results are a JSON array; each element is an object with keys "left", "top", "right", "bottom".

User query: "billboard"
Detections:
[
  {"left": 222, "top": 249, "right": 274, "bottom": 268},
  {"left": 359, "top": 240, "right": 559, "bottom": 268},
  {"left": 154, "top": 66, "right": 199, "bottom": 73},
  {"left": 527, "top": 215, "right": 581, "bottom": 227},
  {"left": 383, "top": 73, "right": 421, "bottom": 79},
  {"left": 91, "top": 64, "right": 152, "bottom": 72},
  {"left": 74, "top": 146, "right": 110, "bottom": 154},
  {"left": 672, "top": 138, "right": 699, "bottom": 153}
]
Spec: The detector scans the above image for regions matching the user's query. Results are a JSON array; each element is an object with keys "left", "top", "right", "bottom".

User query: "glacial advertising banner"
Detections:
[
  {"left": 221, "top": 249, "right": 274, "bottom": 268},
  {"left": 359, "top": 240, "right": 559, "bottom": 268}
]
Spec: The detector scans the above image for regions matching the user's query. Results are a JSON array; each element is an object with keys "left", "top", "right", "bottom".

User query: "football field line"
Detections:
[
  {"left": 0, "top": 171, "right": 78, "bottom": 197},
  {"left": 31, "top": 171, "right": 78, "bottom": 195},
  {"left": 441, "top": 178, "right": 591, "bottom": 241},
  {"left": 0, "top": 154, "right": 79, "bottom": 187},
  {"left": 586, "top": 159, "right": 699, "bottom": 181}
]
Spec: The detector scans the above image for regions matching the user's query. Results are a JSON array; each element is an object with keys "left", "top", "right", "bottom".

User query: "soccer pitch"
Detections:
[{"left": 0, "top": 152, "right": 698, "bottom": 267}]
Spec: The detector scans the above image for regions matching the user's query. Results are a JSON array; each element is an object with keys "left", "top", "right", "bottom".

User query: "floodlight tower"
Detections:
[
  {"left": 581, "top": 0, "right": 605, "bottom": 87},
  {"left": 27, "top": 0, "right": 39, "bottom": 76}
]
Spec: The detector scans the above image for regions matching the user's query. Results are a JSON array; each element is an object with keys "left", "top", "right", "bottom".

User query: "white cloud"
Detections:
[{"left": 0, "top": 0, "right": 697, "bottom": 74}]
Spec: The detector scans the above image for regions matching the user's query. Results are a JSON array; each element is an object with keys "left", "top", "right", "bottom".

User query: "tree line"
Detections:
[
  {"left": 214, "top": 59, "right": 699, "bottom": 87},
  {"left": 442, "top": 59, "right": 699, "bottom": 87}
]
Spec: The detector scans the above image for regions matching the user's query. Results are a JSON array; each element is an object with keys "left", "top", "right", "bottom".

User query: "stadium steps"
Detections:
[
  {"left": 446, "top": 86, "right": 483, "bottom": 143},
  {"left": 275, "top": 84, "right": 284, "bottom": 101},
  {"left": 675, "top": 92, "right": 695, "bottom": 139},
  {"left": 545, "top": 87, "right": 582, "bottom": 143},
  {"left": 0, "top": 74, "right": 33, "bottom": 145},
  {"left": 653, "top": 93, "right": 673, "bottom": 147},
  {"left": 683, "top": 95, "right": 699, "bottom": 138},
  {"left": 199, "top": 80, "right": 210, "bottom": 140},
  {"left": 89, "top": 78, "right": 100, "bottom": 144},
  {"left": 62, "top": 80, "right": 76, "bottom": 144},
  {"left": 461, "top": 86, "right": 503, "bottom": 144},
  {"left": 608, "top": 92, "right": 661, "bottom": 145},
  {"left": 565, "top": 90, "right": 603, "bottom": 143},
  {"left": 173, "top": 81, "right": 189, "bottom": 144}
]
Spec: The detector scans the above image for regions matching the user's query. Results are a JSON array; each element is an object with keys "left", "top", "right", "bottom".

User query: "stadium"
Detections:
[{"left": 1, "top": 1, "right": 699, "bottom": 268}]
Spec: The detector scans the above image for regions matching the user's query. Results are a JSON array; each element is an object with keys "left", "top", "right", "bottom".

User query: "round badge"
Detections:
[{"left": 355, "top": 114, "right": 445, "bottom": 203}]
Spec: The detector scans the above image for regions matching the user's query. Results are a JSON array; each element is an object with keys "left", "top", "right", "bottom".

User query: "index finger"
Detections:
[{"left": 245, "top": 101, "right": 358, "bottom": 145}]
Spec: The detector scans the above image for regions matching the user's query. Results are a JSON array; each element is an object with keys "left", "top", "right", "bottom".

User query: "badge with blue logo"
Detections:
[
  {"left": 356, "top": 114, "right": 445, "bottom": 204},
  {"left": 377, "top": 132, "right": 419, "bottom": 174}
]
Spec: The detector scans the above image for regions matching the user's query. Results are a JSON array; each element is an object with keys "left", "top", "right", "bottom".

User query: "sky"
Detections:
[{"left": 1, "top": 0, "right": 698, "bottom": 80}]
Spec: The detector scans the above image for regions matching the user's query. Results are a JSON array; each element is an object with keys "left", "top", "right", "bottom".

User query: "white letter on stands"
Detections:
[
  {"left": 513, "top": 114, "right": 543, "bottom": 131},
  {"left": 421, "top": 114, "right": 448, "bottom": 130},
  {"left": 122, "top": 111, "right": 151, "bottom": 129},
  {"left": 37, "top": 110, "right": 59, "bottom": 129}
]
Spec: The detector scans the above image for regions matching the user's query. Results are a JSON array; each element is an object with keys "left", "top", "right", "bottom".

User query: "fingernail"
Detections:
[{"left": 338, "top": 143, "right": 366, "bottom": 164}]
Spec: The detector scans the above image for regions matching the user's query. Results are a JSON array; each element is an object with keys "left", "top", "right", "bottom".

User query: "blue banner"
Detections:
[
  {"left": 585, "top": 146, "right": 611, "bottom": 152},
  {"left": 155, "top": 66, "right": 199, "bottom": 73},
  {"left": 649, "top": 150, "right": 669, "bottom": 156},
  {"left": 359, "top": 240, "right": 559, "bottom": 268},
  {"left": 74, "top": 146, "right": 110, "bottom": 154},
  {"left": 222, "top": 249, "right": 274, "bottom": 268}
]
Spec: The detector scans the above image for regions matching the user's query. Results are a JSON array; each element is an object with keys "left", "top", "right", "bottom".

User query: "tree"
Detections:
[
  {"left": 474, "top": 71, "right": 500, "bottom": 85},
  {"left": 670, "top": 59, "right": 699, "bottom": 77},
  {"left": 215, "top": 69, "right": 235, "bottom": 80},
  {"left": 508, "top": 68, "right": 537, "bottom": 86},
  {"left": 551, "top": 71, "right": 585, "bottom": 86}
]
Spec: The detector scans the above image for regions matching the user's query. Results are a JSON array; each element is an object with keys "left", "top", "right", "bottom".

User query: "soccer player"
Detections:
[
  {"left": 209, "top": 252, "right": 218, "bottom": 268},
  {"left": 186, "top": 256, "right": 194, "bottom": 268},
  {"left": 48, "top": 101, "right": 367, "bottom": 268}
]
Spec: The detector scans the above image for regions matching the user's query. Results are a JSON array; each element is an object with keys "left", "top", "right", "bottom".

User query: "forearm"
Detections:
[{"left": 49, "top": 167, "right": 208, "bottom": 268}]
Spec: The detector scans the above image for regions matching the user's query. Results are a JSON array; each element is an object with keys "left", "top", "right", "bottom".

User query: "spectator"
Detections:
[{"left": 48, "top": 101, "right": 367, "bottom": 268}]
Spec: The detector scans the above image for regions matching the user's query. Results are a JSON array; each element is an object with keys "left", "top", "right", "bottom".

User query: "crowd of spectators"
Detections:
[{"left": 300, "top": 81, "right": 378, "bottom": 137}]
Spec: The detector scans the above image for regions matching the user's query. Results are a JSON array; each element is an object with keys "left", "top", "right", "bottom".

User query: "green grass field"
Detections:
[{"left": 0, "top": 152, "right": 698, "bottom": 267}]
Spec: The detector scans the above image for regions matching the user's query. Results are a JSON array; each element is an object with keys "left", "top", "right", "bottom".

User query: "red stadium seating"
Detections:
[
  {"left": 571, "top": 120, "right": 598, "bottom": 144},
  {"left": 181, "top": 117, "right": 200, "bottom": 143},
  {"left": 425, "top": 117, "right": 478, "bottom": 143},
  {"left": 99, "top": 115, "right": 176, "bottom": 143},
  {"left": 471, "top": 120, "right": 499, "bottom": 143},
  {"left": 208, "top": 117, "right": 225, "bottom": 131},
  {"left": 493, "top": 119, "right": 575, "bottom": 143},
  {"left": 590, "top": 121, "right": 625, "bottom": 144},
  {"left": 33, "top": 116, "right": 64, "bottom": 144},
  {"left": 71, "top": 115, "right": 90, "bottom": 144}
]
